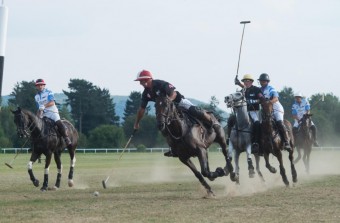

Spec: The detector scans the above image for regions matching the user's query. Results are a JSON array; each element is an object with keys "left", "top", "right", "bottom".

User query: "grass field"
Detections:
[{"left": 0, "top": 150, "right": 340, "bottom": 223}]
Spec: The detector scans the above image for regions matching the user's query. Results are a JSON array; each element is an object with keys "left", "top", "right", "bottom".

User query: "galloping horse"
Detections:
[
  {"left": 260, "top": 99, "right": 297, "bottom": 186},
  {"left": 225, "top": 91, "right": 264, "bottom": 184},
  {"left": 293, "top": 113, "right": 313, "bottom": 174},
  {"left": 12, "top": 107, "right": 78, "bottom": 191},
  {"left": 155, "top": 95, "right": 233, "bottom": 197}
]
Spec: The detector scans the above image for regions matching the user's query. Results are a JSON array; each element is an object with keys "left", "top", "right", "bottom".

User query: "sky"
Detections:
[{"left": 1, "top": 0, "right": 339, "bottom": 110}]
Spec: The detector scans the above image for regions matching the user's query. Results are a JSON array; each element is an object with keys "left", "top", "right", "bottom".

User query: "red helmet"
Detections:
[
  {"left": 35, "top": 79, "right": 46, "bottom": 86},
  {"left": 134, "top": 70, "right": 153, "bottom": 81}
]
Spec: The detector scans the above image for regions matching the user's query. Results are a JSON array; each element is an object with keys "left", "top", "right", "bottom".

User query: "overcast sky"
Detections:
[{"left": 1, "top": 0, "right": 339, "bottom": 109}]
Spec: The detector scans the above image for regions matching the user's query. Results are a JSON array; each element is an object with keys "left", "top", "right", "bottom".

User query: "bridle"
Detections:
[
  {"left": 14, "top": 110, "right": 35, "bottom": 138},
  {"left": 155, "top": 96, "right": 182, "bottom": 140}
]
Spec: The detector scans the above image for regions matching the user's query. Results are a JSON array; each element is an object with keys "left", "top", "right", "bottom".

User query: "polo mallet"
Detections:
[
  {"left": 235, "top": 21, "right": 251, "bottom": 80},
  {"left": 5, "top": 138, "right": 30, "bottom": 169},
  {"left": 102, "top": 129, "right": 137, "bottom": 189}
]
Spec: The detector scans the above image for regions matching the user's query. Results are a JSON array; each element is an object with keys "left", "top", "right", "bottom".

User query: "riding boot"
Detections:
[
  {"left": 56, "top": 120, "right": 72, "bottom": 149},
  {"left": 276, "top": 121, "right": 292, "bottom": 152},
  {"left": 188, "top": 106, "right": 213, "bottom": 129},
  {"left": 310, "top": 125, "right": 320, "bottom": 147},
  {"left": 252, "top": 121, "right": 261, "bottom": 155}
]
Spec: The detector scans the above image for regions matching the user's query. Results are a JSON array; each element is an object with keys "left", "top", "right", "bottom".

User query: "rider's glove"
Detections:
[
  {"left": 234, "top": 76, "right": 241, "bottom": 85},
  {"left": 39, "top": 105, "right": 45, "bottom": 111}
]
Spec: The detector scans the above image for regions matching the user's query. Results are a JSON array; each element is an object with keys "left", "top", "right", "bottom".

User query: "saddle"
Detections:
[{"left": 42, "top": 117, "right": 61, "bottom": 137}]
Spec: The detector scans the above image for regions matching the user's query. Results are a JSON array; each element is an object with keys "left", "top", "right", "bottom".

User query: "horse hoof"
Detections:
[
  {"left": 230, "top": 172, "right": 236, "bottom": 182},
  {"left": 33, "top": 179, "right": 39, "bottom": 187},
  {"left": 216, "top": 167, "right": 225, "bottom": 177},
  {"left": 40, "top": 187, "right": 47, "bottom": 192},
  {"left": 68, "top": 179, "right": 74, "bottom": 187},
  {"left": 48, "top": 186, "right": 58, "bottom": 191},
  {"left": 204, "top": 191, "right": 216, "bottom": 199}
]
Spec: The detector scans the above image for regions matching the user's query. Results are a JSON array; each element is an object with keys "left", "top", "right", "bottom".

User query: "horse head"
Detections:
[
  {"left": 155, "top": 95, "right": 176, "bottom": 132},
  {"left": 260, "top": 97, "right": 273, "bottom": 122},
  {"left": 11, "top": 107, "right": 31, "bottom": 138},
  {"left": 224, "top": 91, "right": 246, "bottom": 109},
  {"left": 299, "top": 113, "right": 313, "bottom": 138}
]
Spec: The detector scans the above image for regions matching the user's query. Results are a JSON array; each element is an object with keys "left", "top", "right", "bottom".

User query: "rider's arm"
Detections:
[
  {"left": 134, "top": 107, "right": 146, "bottom": 130},
  {"left": 44, "top": 100, "right": 56, "bottom": 108}
]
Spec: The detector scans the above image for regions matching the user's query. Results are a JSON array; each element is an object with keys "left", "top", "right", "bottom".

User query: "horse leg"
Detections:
[
  {"left": 246, "top": 145, "right": 255, "bottom": 178},
  {"left": 264, "top": 153, "right": 277, "bottom": 173},
  {"left": 255, "top": 155, "right": 265, "bottom": 182},
  {"left": 277, "top": 151, "right": 289, "bottom": 186},
  {"left": 68, "top": 149, "right": 76, "bottom": 187},
  {"left": 293, "top": 146, "right": 301, "bottom": 164},
  {"left": 53, "top": 151, "right": 62, "bottom": 189},
  {"left": 289, "top": 150, "right": 298, "bottom": 183},
  {"left": 234, "top": 151, "right": 240, "bottom": 184},
  {"left": 179, "top": 157, "right": 214, "bottom": 197},
  {"left": 27, "top": 153, "right": 40, "bottom": 187},
  {"left": 306, "top": 146, "right": 312, "bottom": 174},
  {"left": 226, "top": 144, "right": 236, "bottom": 181},
  {"left": 41, "top": 153, "right": 52, "bottom": 191},
  {"left": 197, "top": 148, "right": 224, "bottom": 181}
]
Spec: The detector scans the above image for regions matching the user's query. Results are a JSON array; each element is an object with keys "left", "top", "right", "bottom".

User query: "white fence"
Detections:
[{"left": 1, "top": 147, "right": 340, "bottom": 154}]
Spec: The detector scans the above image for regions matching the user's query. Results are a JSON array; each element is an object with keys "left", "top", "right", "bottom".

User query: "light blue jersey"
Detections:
[
  {"left": 292, "top": 98, "right": 313, "bottom": 127},
  {"left": 261, "top": 85, "right": 284, "bottom": 121},
  {"left": 34, "top": 88, "right": 60, "bottom": 121}
]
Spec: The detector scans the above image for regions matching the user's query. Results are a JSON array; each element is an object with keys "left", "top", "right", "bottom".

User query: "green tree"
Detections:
[
  {"left": 200, "top": 96, "right": 227, "bottom": 124},
  {"left": 123, "top": 115, "right": 161, "bottom": 148},
  {"left": 278, "top": 87, "right": 294, "bottom": 120},
  {"left": 123, "top": 91, "right": 141, "bottom": 122},
  {"left": 8, "top": 80, "right": 36, "bottom": 112},
  {"left": 0, "top": 107, "right": 17, "bottom": 147},
  {"left": 63, "top": 79, "right": 119, "bottom": 135},
  {"left": 88, "top": 125, "right": 125, "bottom": 148}
]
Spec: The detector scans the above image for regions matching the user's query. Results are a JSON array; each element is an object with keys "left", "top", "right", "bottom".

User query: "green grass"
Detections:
[{"left": 0, "top": 151, "right": 340, "bottom": 223}]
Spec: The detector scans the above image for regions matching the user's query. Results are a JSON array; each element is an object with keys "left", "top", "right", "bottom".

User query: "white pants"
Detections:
[
  {"left": 43, "top": 110, "right": 61, "bottom": 122},
  {"left": 249, "top": 110, "right": 260, "bottom": 122},
  {"left": 178, "top": 98, "right": 194, "bottom": 110},
  {"left": 273, "top": 102, "right": 284, "bottom": 121}
]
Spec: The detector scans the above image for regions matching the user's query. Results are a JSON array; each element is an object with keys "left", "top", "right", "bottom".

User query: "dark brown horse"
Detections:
[
  {"left": 259, "top": 99, "right": 297, "bottom": 186},
  {"left": 12, "top": 107, "right": 78, "bottom": 191},
  {"left": 293, "top": 113, "right": 313, "bottom": 174},
  {"left": 155, "top": 96, "right": 233, "bottom": 197}
]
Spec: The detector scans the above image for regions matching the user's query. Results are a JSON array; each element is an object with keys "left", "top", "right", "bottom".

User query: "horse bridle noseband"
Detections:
[{"left": 156, "top": 98, "right": 182, "bottom": 140}]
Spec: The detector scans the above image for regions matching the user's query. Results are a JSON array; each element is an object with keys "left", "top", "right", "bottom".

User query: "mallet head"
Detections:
[
  {"left": 5, "top": 163, "right": 13, "bottom": 169},
  {"left": 240, "top": 21, "right": 251, "bottom": 24}
]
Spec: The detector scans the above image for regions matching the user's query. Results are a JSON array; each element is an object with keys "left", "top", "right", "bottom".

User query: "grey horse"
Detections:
[{"left": 225, "top": 91, "right": 264, "bottom": 184}]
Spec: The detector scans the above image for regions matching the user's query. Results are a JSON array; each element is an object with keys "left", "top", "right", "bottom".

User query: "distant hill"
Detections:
[{"left": 1, "top": 94, "right": 229, "bottom": 124}]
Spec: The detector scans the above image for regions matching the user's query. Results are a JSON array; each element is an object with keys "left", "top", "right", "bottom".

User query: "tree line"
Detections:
[{"left": 1, "top": 79, "right": 340, "bottom": 148}]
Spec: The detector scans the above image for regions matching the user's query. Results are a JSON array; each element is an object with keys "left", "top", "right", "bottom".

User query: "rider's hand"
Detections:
[
  {"left": 234, "top": 76, "right": 241, "bottom": 85},
  {"left": 39, "top": 105, "right": 45, "bottom": 111}
]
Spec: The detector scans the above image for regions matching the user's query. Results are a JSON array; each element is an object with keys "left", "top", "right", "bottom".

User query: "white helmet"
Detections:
[{"left": 294, "top": 92, "right": 303, "bottom": 98}]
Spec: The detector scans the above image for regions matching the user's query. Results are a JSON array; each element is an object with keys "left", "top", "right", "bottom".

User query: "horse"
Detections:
[
  {"left": 12, "top": 107, "right": 78, "bottom": 191},
  {"left": 293, "top": 113, "right": 314, "bottom": 174},
  {"left": 224, "top": 91, "right": 264, "bottom": 184},
  {"left": 155, "top": 95, "right": 233, "bottom": 197},
  {"left": 259, "top": 98, "right": 297, "bottom": 186}
]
